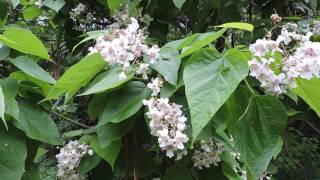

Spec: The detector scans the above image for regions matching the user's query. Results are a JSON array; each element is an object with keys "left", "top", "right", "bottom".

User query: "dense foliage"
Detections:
[{"left": 0, "top": 0, "right": 320, "bottom": 179}]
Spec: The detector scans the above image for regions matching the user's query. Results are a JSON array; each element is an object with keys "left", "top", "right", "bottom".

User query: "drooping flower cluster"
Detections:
[
  {"left": 143, "top": 78, "right": 189, "bottom": 158},
  {"left": 192, "top": 139, "right": 224, "bottom": 169},
  {"left": 89, "top": 17, "right": 160, "bottom": 80},
  {"left": 249, "top": 20, "right": 320, "bottom": 94},
  {"left": 56, "top": 140, "right": 93, "bottom": 180}
]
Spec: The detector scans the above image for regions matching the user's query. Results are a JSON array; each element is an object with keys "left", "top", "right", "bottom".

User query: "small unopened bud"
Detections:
[{"left": 271, "top": 13, "right": 282, "bottom": 24}]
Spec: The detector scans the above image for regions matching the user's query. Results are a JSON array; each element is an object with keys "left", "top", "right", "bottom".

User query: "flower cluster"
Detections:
[
  {"left": 70, "top": 3, "right": 86, "bottom": 19},
  {"left": 192, "top": 139, "right": 224, "bottom": 169},
  {"left": 143, "top": 78, "right": 189, "bottom": 158},
  {"left": 249, "top": 21, "right": 320, "bottom": 94},
  {"left": 56, "top": 140, "right": 93, "bottom": 180},
  {"left": 89, "top": 17, "right": 160, "bottom": 80}
]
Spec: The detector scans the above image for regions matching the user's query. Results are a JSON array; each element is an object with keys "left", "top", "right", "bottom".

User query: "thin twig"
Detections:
[
  {"left": 52, "top": 111, "right": 90, "bottom": 128},
  {"left": 305, "top": 121, "right": 320, "bottom": 134}
]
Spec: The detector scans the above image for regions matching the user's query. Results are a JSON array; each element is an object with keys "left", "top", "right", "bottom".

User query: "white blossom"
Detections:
[
  {"left": 192, "top": 139, "right": 224, "bottom": 169},
  {"left": 90, "top": 17, "right": 160, "bottom": 79},
  {"left": 249, "top": 39, "right": 268, "bottom": 57},
  {"left": 70, "top": 3, "right": 86, "bottom": 19},
  {"left": 136, "top": 63, "right": 149, "bottom": 79},
  {"left": 143, "top": 97, "right": 189, "bottom": 159},
  {"left": 36, "top": 16, "right": 49, "bottom": 26},
  {"left": 249, "top": 23, "right": 320, "bottom": 95},
  {"left": 56, "top": 140, "right": 93, "bottom": 180},
  {"left": 147, "top": 77, "right": 162, "bottom": 96}
]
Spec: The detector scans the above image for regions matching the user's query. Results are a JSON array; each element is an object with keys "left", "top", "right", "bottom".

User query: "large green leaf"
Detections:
[
  {"left": 10, "top": 56, "right": 55, "bottom": 84},
  {"left": 81, "top": 66, "right": 132, "bottom": 95},
  {"left": 179, "top": 28, "right": 227, "bottom": 58},
  {"left": 0, "top": 84, "right": 6, "bottom": 128},
  {"left": 44, "top": 53, "right": 106, "bottom": 101},
  {"left": 90, "top": 135, "right": 121, "bottom": 170},
  {"left": 14, "top": 101, "right": 62, "bottom": 145},
  {"left": 0, "top": 27, "right": 50, "bottom": 60},
  {"left": 184, "top": 48, "right": 249, "bottom": 140},
  {"left": 97, "top": 117, "right": 136, "bottom": 148},
  {"left": 10, "top": 71, "right": 52, "bottom": 96},
  {"left": 43, "top": 0, "right": 65, "bottom": 12},
  {"left": 292, "top": 78, "right": 320, "bottom": 117},
  {"left": 230, "top": 95, "right": 287, "bottom": 180},
  {"left": 0, "top": 126, "right": 27, "bottom": 180},
  {"left": 98, "top": 81, "right": 150, "bottom": 125},
  {"left": 146, "top": 47, "right": 181, "bottom": 85}
]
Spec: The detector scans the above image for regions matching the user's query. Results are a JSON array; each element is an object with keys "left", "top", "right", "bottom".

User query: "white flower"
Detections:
[
  {"left": 249, "top": 39, "right": 268, "bottom": 57},
  {"left": 119, "top": 71, "right": 127, "bottom": 80},
  {"left": 147, "top": 45, "right": 160, "bottom": 63},
  {"left": 192, "top": 139, "right": 224, "bottom": 169},
  {"left": 144, "top": 97, "right": 189, "bottom": 159},
  {"left": 56, "top": 140, "right": 93, "bottom": 180},
  {"left": 136, "top": 63, "right": 149, "bottom": 79},
  {"left": 277, "top": 27, "right": 292, "bottom": 45},
  {"left": 71, "top": 3, "right": 86, "bottom": 16},
  {"left": 147, "top": 78, "right": 162, "bottom": 96},
  {"left": 36, "top": 16, "right": 49, "bottom": 26},
  {"left": 89, "top": 17, "right": 158, "bottom": 78}
]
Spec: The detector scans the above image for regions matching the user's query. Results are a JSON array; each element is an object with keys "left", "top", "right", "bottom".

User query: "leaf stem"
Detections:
[{"left": 244, "top": 78, "right": 256, "bottom": 95}]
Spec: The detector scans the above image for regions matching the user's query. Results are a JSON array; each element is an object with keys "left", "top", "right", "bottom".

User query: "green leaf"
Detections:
[
  {"left": 146, "top": 47, "right": 181, "bottom": 85},
  {"left": 73, "top": 30, "right": 107, "bottom": 52},
  {"left": 23, "top": 6, "right": 40, "bottom": 20},
  {"left": 179, "top": 28, "right": 227, "bottom": 58},
  {"left": 78, "top": 154, "right": 102, "bottom": 176},
  {"left": 0, "top": 27, "right": 50, "bottom": 60},
  {"left": 0, "top": 42, "right": 10, "bottom": 59},
  {"left": 0, "top": 126, "right": 27, "bottom": 180},
  {"left": 230, "top": 95, "right": 287, "bottom": 180},
  {"left": 184, "top": 48, "right": 249, "bottom": 140},
  {"left": 43, "top": 0, "right": 65, "bottom": 12},
  {"left": 14, "top": 101, "right": 62, "bottom": 145},
  {"left": 90, "top": 135, "right": 121, "bottom": 170},
  {"left": 216, "top": 22, "right": 254, "bottom": 32},
  {"left": 0, "top": 84, "right": 6, "bottom": 128},
  {"left": 44, "top": 53, "right": 106, "bottom": 101},
  {"left": 81, "top": 66, "right": 132, "bottom": 95},
  {"left": 172, "top": 0, "right": 186, "bottom": 9},
  {"left": 0, "top": 1, "right": 8, "bottom": 28},
  {"left": 107, "top": 0, "right": 127, "bottom": 14},
  {"left": 10, "top": 56, "right": 56, "bottom": 84},
  {"left": 97, "top": 118, "right": 136, "bottom": 148},
  {"left": 292, "top": 78, "right": 320, "bottom": 117},
  {"left": 98, "top": 81, "right": 150, "bottom": 125},
  {"left": 0, "top": 78, "right": 19, "bottom": 121},
  {"left": 10, "top": 71, "right": 52, "bottom": 96},
  {"left": 22, "top": 165, "right": 41, "bottom": 180}
]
